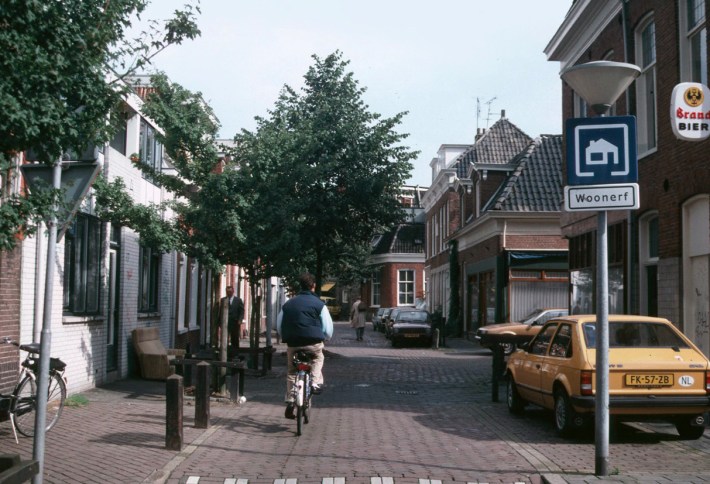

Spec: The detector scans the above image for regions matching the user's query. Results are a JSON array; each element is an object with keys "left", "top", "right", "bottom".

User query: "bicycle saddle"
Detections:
[
  {"left": 294, "top": 350, "right": 317, "bottom": 362},
  {"left": 20, "top": 342, "right": 40, "bottom": 354}
]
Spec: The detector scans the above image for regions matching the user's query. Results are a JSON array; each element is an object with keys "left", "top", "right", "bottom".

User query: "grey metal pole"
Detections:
[
  {"left": 595, "top": 209, "right": 610, "bottom": 476},
  {"left": 32, "top": 161, "right": 61, "bottom": 484}
]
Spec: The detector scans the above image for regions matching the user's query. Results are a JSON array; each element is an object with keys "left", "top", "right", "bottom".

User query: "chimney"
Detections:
[
  {"left": 475, "top": 128, "right": 486, "bottom": 142},
  {"left": 501, "top": 109, "right": 506, "bottom": 119}
]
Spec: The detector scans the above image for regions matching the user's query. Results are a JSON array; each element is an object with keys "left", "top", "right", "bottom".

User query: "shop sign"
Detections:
[{"left": 671, "top": 82, "right": 710, "bottom": 141}]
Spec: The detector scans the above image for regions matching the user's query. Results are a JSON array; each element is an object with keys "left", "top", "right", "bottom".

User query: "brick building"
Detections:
[
  {"left": 546, "top": 0, "right": 710, "bottom": 353},
  {"left": 422, "top": 114, "right": 568, "bottom": 337},
  {"left": 364, "top": 186, "right": 427, "bottom": 313}
]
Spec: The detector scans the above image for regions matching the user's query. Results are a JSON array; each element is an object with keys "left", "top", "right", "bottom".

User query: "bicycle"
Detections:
[
  {"left": 290, "top": 350, "right": 316, "bottom": 436},
  {"left": 0, "top": 337, "right": 67, "bottom": 443}
]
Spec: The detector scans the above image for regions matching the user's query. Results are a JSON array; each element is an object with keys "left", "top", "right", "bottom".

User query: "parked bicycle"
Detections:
[
  {"left": 0, "top": 337, "right": 67, "bottom": 442},
  {"left": 290, "top": 350, "right": 317, "bottom": 436}
]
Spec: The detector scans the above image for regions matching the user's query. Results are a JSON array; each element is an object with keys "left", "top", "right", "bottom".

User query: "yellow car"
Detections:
[{"left": 505, "top": 315, "right": 710, "bottom": 439}]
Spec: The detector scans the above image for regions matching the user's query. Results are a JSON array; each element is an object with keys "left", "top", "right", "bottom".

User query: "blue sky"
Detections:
[{"left": 140, "top": 1, "right": 572, "bottom": 186}]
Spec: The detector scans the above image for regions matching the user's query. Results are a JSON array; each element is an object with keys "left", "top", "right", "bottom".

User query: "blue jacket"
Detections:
[{"left": 277, "top": 291, "right": 333, "bottom": 347}]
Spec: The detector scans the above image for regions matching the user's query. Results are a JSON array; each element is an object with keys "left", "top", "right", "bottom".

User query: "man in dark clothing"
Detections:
[
  {"left": 276, "top": 273, "right": 334, "bottom": 419},
  {"left": 219, "top": 285, "right": 245, "bottom": 356}
]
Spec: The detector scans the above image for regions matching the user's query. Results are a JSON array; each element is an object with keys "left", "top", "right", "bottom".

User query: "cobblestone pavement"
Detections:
[{"left": 4, "top": 321, "right": 710, "bottom": 483}]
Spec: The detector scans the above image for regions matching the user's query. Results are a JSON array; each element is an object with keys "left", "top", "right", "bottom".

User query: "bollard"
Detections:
[
  {"left": 195, "top": 361, "right": 211, "bottom": 429},
  {"left": 491, "top": 344, "right": 505, "bottom": 402},
  {"left": 166, "top": 374, "right": 183, "bottom": 450},
  {"left": 432, "top": 328, "right": 440, "bottom": 349}
]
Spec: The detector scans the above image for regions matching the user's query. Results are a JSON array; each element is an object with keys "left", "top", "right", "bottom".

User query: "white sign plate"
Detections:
[
  {"left": 671, "top": 82, "right": 710, "bottom": 141},
  {"left": 564, "top": 183, "right": 640, "bottom": 211}
]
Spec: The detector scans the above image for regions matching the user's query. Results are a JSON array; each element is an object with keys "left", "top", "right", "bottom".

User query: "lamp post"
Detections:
[{"left": 560, "top": 60, "right": 640, "bottom": 477}]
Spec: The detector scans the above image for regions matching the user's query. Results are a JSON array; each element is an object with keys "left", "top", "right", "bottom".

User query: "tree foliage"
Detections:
[
  {"left": 230, "top": 51, "right": 417, "bottom": 290},
  {"left": 0, "top": 0, "right": 200, "bottom": 251}
]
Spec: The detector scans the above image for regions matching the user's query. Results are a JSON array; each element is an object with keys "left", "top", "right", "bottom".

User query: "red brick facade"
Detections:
[{"left": 0, "top": 246, "right": 21, "bottom": 393}]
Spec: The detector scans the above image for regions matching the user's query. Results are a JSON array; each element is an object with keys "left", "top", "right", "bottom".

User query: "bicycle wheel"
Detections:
[
  {"left": 12, "top": 372, "right": 66, "bottom": 437},
  {"left": 303, "top": 373, "right": 311, "bottom": 425},
  {"left": 296, "top": 374, "right": 307, "bottom": 436}
]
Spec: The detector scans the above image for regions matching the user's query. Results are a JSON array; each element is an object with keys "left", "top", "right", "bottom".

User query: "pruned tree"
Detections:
[{"left": 235, "top": 51, "right": 418, "bottom": 292}]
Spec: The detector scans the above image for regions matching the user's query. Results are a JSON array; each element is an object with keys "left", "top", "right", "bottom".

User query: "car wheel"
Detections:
[
  {"left": 675, "top": 419, "right": 706, "bottom": 440},
  {"left": 502, "top": 342, "right": 515, "bottom": 356},
  {"left": 554, "top": 389, "right": 579, "bottom": 437},
  {"left": 506, "top": 377, "right": 525, "bottom": 415}
]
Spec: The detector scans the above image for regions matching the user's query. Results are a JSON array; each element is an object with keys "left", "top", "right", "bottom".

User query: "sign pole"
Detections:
[
  {"left": 32, "top": 161, "right": 61, "bottom": 484},
  {"left": 595, "top": 210, "right": 609, "bottom": 476},
  {"left": 561, "top": 60, "right": 640, "bottom": 478}
]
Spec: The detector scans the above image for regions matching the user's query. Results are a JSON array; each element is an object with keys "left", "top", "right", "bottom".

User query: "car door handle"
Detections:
[{"left": 535, "top": 364, "right": 541, "bottom": 369}]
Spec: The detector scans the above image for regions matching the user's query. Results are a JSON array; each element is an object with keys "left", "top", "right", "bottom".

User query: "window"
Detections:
[
  {"left": 63, "top": 213, "right": 102, "bottom": 314},
  {"left": 681, "top": 0, "right": 708, "bottom": 84},
  {"left": 139, "top": 246, "right": 160, "bottom": 312},
  {"left": 109, "top": 112, "right": 128, "bottom": 155},
  {"left": 531, "top": 324, "right": 557, "bottom": 355},
  {"left": 550, "top": 324, "right": 572, "bottom": 358},
  {"left": 139, "top": 118, "right": 163, "bottom": 181},
  {"left": 371, "top": 270, "right": 381, "bottom": 306},
  {"left": 398, "top": 269, "right": 414, "bottom": 305},
  {"left": 636, "top": 17, "right": 657, "bottom": 154}
]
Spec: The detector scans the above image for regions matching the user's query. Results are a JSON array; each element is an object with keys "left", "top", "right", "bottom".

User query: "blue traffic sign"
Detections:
[{"left": 566, "top": 116, "right": 637, "bottom": 186}]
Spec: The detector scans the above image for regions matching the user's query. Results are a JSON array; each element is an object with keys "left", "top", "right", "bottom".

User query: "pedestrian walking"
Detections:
[{"left": 350, "top": 295, "right": 366, "bottom": 341}]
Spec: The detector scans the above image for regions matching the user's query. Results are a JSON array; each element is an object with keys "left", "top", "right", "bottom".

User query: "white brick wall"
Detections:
[{"left": 18, "top": 106, "right": 181, "bottom": 395}]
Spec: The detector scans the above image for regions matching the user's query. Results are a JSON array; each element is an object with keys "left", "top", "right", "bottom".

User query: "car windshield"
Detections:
[
  {"left": 583, "top": 322, "right": 691, "bottom": 349},
  {"left": 396, "top": 311, "right": 429, "bottom": 322},
  {"left": 520, "top": 309, "right": 545, "bottom": 325}
]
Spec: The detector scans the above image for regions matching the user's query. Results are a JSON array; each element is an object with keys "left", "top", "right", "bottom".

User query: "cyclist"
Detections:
[{"left": 276, "top": 272, "right": 333, "bottom": 419}]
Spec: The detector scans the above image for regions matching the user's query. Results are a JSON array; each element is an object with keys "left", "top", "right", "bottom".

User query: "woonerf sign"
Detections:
[
  {"left": 564, "top": 183, "right": 640, "bottom": 211},
  {"left": 564, "top": 116, "right": 639, "bottom": 212}
]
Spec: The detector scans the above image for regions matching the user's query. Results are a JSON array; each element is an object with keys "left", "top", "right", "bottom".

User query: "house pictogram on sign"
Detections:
[{"left": 586, "top": 138, "right": 618, "bottom": 166}]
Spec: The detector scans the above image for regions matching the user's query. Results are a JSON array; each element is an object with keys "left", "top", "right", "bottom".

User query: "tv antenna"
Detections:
[{"left": 476, "top": 96, "right": 497, "bottom": 130}]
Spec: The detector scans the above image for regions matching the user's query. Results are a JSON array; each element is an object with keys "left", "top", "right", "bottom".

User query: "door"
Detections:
[{"left": 107, "top": 226, "right": 120, "bottom": 372}]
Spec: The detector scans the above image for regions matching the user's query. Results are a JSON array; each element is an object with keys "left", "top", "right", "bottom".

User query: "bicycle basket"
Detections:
[{"left": 24, "top": 357, "right": 67, "bottom": 373}]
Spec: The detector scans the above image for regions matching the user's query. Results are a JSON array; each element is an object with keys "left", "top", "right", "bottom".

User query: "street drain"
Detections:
[{"left": 395, "top": 390, "right": 419, "bottom": 395}]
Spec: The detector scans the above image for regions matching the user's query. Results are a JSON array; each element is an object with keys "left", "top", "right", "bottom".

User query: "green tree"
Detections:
[
  {"left": 0, "top": 0, "right": 200, "bottom": 251},
  {"left": 236, "top": 51, "right": 417, "bottom": 291}
]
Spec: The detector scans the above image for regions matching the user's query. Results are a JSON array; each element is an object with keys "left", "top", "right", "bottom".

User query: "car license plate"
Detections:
[
  {"left": 625, "top": 374, "right": 674, "bottom": 386},
  {"left": 404, "top": 334, "right": 419, "bottom": 338}
]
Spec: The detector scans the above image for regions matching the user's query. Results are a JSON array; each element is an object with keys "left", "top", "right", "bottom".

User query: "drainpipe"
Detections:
[
  {"left": 621, "top": 0, "right": 638, "bottom": 313},
  {"left": 33, "top": 222, "right": 44, "bottom": 343}
]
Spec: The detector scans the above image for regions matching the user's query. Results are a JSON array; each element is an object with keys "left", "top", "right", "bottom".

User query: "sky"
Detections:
[{"left": 137, "top": 0, "right": 573, "bottom": 187}]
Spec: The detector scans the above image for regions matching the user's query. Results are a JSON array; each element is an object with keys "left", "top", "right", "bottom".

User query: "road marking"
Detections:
[
  {"left": 371, "top": 478, "right": 394, "bottom": 484},
  {"left": 186, "top": 478, "right": 200, "bottom": 484},
  {"left": 274, "top": 480, "right": 298, "bottom": 484},
  {"left": 224, "top": 480, "right": 248, "bottom": 484},
  {"left": 419, "top": 480, "right": 442, "bottom": 484},
  {"left": 322, "top": 478, "right": 345, "bottom": 484}
]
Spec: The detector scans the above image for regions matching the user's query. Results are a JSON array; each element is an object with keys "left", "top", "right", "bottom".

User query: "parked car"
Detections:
[
  {"left": 383, "top": 307, "right": 415, "bottom": 338},
  {"left": 372, "top": 307, "right": 391, "bottom": 332},
  {"left": 390, "top": 309, "right": 433, "bottom": 347},
  {"left": 505, "top": 315, "right": 710, "bottom": 439},
  {"left": 320, "top": 296, "right": 341, "bottom": 319},
  {"left": 475, "top": 308, "right": 568, "bottom": 355}
]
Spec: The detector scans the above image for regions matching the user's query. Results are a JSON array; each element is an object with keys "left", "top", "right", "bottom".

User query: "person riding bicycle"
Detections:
[{"left": 276, "top": 272, "right": 333, "bottom": 419}]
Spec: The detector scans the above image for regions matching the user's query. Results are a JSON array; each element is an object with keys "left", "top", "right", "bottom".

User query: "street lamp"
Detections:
[{"left": 561, "top": 60, "right": 640, "bottom": 477}]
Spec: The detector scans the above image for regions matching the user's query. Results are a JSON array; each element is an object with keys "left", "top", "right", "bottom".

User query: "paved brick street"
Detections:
[{"left": 5, "top": 321, "right": 710, "bottom": 483}]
